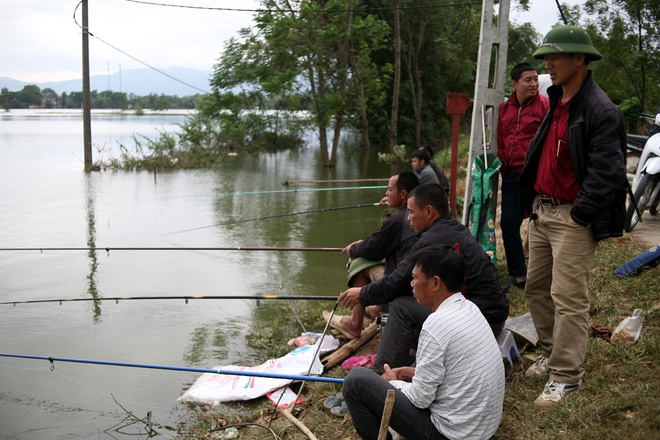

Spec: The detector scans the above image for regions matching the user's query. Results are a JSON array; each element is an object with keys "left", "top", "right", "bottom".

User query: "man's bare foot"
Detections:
[{"left": 339, "top": 316, "right": 362, "bottom": 338}]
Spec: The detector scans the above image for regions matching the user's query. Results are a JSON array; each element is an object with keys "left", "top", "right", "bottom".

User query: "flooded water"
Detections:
[{"left": 0, "top": 109, "right": 393, "bottom": 439}]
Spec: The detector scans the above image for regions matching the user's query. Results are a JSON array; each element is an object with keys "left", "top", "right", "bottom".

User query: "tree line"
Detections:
[
  {"left": 186, "top": 0, "right": 658, "bottom": 166},
  {"left": 0, "top": 85, "right": 205, "bottom": 111}
]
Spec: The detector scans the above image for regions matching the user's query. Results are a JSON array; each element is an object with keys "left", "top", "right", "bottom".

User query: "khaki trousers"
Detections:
[{"left": 526, "top": 198, "right": 596, "bottom": 384}]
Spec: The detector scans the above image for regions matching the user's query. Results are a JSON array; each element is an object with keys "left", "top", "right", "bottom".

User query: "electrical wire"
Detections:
[
  {"left": 73, "top": 1, "right": 210, "bottom": 95},
  {"left": 123, "top": 0, "right": 482, "bottom": 13}
]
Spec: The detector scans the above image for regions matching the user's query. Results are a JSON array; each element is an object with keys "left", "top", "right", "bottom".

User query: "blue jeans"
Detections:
[
  {"left": 500, "top": 172, "right": 527, "bottom": 277},
  {"left": 342, "top": 367, "right": 449, "bottom": 440}
]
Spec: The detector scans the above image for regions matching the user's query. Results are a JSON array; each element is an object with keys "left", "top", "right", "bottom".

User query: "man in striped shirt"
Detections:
[{"left": 342, "top": 245, "right": 505, "bottom": 440}]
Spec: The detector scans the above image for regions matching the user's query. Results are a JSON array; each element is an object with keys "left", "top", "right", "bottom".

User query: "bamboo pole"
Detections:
[{"left": 281, "top": 409, "right": 319, "bottom": 440}]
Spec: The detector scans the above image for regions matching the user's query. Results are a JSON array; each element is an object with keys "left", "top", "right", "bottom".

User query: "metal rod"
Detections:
[
  {"left": 1, "top": 294, "right": 339, "bottom": 306},
  {"left": 282, "top": 178, "right": 389, "bottom": 185},
  {"left": 0, "top": 353, "right": 344, "bottom": 384},
  {"left": 0, "top": 246, "right": 344, "bottom": 253}
]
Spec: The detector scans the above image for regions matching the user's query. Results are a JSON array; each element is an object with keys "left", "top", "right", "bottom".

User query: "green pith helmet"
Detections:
[
  {"left": 533, "top": 25, "right": 602, "bottom": 61},
  {"left": 347, "top": 257, "right": 383, "bottom": 287}
]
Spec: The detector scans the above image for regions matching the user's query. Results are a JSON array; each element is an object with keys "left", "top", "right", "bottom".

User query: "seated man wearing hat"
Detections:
[{"left": 331, "top": 170, "right": 419, "bottom": 338}]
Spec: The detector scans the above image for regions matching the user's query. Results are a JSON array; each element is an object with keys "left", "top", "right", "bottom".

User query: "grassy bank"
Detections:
[{"left": 176, "top": 236, "right": 659, "bottom": 440}]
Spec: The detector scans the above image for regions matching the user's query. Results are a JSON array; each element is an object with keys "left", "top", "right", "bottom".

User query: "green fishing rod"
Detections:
[
  {"left": 0, "top": 294, "right": 339, "bottom": 306},
  {"left": 163, "top": 202, "right": 381, "bottom": 235},
  {"left": 185, "top": 185, "right": 386, "bottom": 197}
]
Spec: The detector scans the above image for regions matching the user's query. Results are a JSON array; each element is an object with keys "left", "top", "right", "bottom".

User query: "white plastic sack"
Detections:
[{"left": 179, "top": 336, "right": 338, "bottom": 405}]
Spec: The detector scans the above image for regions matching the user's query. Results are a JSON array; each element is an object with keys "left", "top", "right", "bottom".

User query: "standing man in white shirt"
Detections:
[{"left": 342, "top": 244, "right": 505, "bottom": 440}]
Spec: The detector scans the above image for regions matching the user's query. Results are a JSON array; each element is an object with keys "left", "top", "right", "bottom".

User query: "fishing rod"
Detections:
[
  {"left": 209, "top": 185, "right": 386, "bottom": 197},
  {"left": 163, "top": 202, "right": 381, "bottom": 235},
  {"left": 282, "top": 178, "right": 389, "bottom": 185},
  {"left": 0, "top": 353, "right": 344, "bottom": 384},
  {"left": 0, "top": 246, "right": 344, "bottom": 253},
  {"left": 0, "top": 294, "right": 339, "bottom": 306}
]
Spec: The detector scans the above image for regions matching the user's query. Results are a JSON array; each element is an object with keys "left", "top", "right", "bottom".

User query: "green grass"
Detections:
[
  {"left": 177, "top": 237, "right": 659, "bottom": 440},
  {"left": 495, "top": 238, "right": 660, "bottom": 440}
]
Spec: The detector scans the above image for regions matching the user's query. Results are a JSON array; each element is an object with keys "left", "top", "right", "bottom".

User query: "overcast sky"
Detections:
[{"left": 1, "top": 0, "right": 582, "bottom": 83}]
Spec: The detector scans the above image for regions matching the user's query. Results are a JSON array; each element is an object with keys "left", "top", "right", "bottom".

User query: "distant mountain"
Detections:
[{"left": 0, "top": 66, "right": 213, "bottom": 97}]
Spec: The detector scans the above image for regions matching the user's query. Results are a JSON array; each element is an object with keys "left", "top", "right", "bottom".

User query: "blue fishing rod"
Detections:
[{"left": 0, "top": 353, "right": 344, "bottom": 384}]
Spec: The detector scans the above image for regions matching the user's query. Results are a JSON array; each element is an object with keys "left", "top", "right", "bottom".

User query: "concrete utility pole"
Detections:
[
  {"left": 461, "top": 0, "right": 510, "bottom": 224},
  {"left": 82, "top": 0, "right": 93, "bottom": 171}
]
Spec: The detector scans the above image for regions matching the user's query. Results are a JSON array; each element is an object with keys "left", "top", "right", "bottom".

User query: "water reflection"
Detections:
[{"left": 84, "top": 172, "right": 102, "bottom": 321}]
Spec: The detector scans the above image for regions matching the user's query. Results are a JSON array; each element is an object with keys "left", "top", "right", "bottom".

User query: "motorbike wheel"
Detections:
[
  {"left": 625, "top": 173, "right": 655, "bottom": 232},
  {"left": 648, "top": 182, "right": 660, "bottom": 216}
]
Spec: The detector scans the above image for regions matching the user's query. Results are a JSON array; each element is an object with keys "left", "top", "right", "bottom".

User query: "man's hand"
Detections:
[
  {"left": 379, "top": 196, "right": 388, "bottom": 206},
  {"left": 341, "top": 240, "right": 363, "bottom": 255},
  {"left": 381, "top": 364, "right": 397, "bottom": 381},
  {"left": 382, "top": 364, "right": 415, "bottom": 382},
  {"left": 338, "top": 287, "right": 362, "bottom": 309}
]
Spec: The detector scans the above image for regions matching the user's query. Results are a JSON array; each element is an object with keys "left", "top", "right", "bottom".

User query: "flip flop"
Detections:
[
  {"left": 322, "top": 310, "right": 356, "bottom": 340},
  {"left": 323, "top": 393, "right": 344, "bottom": 409}
]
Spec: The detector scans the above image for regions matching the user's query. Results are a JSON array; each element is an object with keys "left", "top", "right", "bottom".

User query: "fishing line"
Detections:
[
  {"left": 162, "top": 202, "right": 381, "bottom": 235},
  {"left": 0, "top": 294, "right": 339, "bottom": 307},
  {"left": 268, "top": 301, "right": 340, "bottom": 426},
  {"left": 0, "top": 354, "right": 344, "bottom": 384}
]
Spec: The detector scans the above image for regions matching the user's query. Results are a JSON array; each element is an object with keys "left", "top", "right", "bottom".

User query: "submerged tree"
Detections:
[{"left": 200, "top": 0, "right": 389, "bottom": 165}]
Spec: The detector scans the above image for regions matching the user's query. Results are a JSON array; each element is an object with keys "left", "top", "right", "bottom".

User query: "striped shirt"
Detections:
[{"left": 390, "top": 293, "right": 505, "bottom": 439}]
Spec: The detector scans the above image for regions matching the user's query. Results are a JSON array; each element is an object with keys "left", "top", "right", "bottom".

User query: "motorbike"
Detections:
[{"left": 624, "top": 127, "right": 660, "bottom": 232}]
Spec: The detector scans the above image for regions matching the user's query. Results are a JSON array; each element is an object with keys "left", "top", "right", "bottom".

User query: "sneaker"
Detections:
[
  {"left": 525, "top": 355, "right": 548, "bottom": 377},
  {"left": 501, "top": 277, "right": 526, "bottom": 293},
  {"left": 534, "top": 380, "right": 581, "bottom": 407}
]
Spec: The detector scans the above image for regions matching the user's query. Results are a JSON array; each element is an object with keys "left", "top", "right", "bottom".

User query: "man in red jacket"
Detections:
[{"left": 497, "top": 63, "right": 549, "bottom": 291}]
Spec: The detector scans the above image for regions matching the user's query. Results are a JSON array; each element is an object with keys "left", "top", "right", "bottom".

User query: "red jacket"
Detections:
[{"left": 497, "top": 92, "right": 549, "bottom": 175}]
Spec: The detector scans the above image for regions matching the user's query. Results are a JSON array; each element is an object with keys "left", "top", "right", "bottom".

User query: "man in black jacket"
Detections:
[
  {"left": 336, "top": 170, "right": 419, "bottom": 338},
  {"left": 518, "top": 26, "right": 627, "bottom": 407},
  {"left": 339, "top": 184, "right": 509, "bottom": 372}
]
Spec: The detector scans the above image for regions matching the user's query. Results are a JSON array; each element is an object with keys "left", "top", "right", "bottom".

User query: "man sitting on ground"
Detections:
[
  {"left": 342, "top": 245, "right": 505, "bottom": 440},
  {"left": 411, "top": 149, "right": 440, "bottom": 185},
  {"left": 339, "top": 183, "right": 509, "bottom": 372},
  {"left": 335, "top": 171, "right": 419, "bottom": 338}
]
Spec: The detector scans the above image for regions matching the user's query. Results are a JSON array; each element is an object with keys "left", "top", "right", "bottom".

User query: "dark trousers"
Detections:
[
  {"left": 373, "top": 296, "right": 505, "bottom": 373},
  {"left": 373, "top": 296, "right": 430, "bottom": 373},
  {"left": 500, "top": 172, "right": 527, "bottom": 277},
  {"left": 342, "top": 367, "right": 449, "bottom": 440}
]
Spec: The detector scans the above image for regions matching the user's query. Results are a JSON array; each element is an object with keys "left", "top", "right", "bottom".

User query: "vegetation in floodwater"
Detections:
[{"left": 94, "top": 113, "right": 306, "bottom": 171}]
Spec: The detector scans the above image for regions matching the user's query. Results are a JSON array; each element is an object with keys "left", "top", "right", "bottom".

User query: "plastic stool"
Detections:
[{"left": 497, "top": 329, "right": 519, "bottom": 379}]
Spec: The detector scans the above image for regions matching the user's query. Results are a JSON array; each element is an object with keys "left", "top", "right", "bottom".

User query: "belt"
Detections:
[{"left": 538, "top": 195, "right": 573, "bottom": 207}]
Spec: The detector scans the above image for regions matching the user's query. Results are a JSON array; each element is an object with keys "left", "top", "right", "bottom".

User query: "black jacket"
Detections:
[
  {"left": 519, "top": 71, "right": 627, "bottom": 241},
  {"left": 360, "top": 215, "right": 509, "bottom": 326},
  {"left": 349, "top": 206, "right": 417, "bottom": 276}
]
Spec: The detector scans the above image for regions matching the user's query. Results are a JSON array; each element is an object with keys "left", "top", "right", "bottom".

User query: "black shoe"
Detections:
[{"left": 501, "top": 277, "right": 526, "bottom": 293}]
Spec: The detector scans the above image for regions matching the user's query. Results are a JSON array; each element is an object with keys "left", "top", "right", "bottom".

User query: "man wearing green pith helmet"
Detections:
[
  {"left": 519, "top": 26, "right": 627, "bottom": 407},
  {"left": 331, "top": 170, "right": 419, "bottom": 339}
]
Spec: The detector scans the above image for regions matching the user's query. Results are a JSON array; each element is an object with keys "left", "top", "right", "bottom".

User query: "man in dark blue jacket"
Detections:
[{"left": 339, "top": 184, "right": 509, "bottom": 372}]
